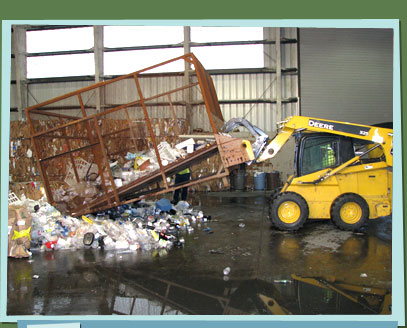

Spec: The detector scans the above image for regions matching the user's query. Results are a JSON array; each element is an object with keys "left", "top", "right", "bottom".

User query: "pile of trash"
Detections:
[
  {"left": 119, "top": 141, "right": 188, "bottom": 186},
  {"left": 53, "top": 139, "right": 205, "bottom": 212},
  {"left": 10, "top": 193, "right": 211, "bottom": 256}
]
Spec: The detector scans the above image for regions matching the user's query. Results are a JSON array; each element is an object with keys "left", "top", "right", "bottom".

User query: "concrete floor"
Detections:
[{"left": 7, "top": 191, "right": 392, "bottom": 315}]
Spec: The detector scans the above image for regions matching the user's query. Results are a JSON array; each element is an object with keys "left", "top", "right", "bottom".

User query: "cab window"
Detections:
[{"left": 300, "top": 137, "right": 338, "bottom": 176}]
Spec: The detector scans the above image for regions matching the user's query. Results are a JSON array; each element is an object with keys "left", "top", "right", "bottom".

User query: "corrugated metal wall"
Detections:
[
  {"left": 213, "top": 73, "right": 298, "bottom": 133},
  {"left": 299, "top": 28, "right": 393, "bottom": 125}
]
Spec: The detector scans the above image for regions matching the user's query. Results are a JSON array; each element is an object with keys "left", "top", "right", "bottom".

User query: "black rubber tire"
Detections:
[
  {"left": 331, "top": 194, "right": 369, "bottom": 231},
  {"left": 268, "top": 187, "right": 283, "bottom": 226},
  {"left": 270, "top": 192, "right": 309, "bottom": 231}
]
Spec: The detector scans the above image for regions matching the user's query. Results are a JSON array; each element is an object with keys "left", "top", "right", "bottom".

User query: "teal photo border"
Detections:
[{"left": 0, "top": 17, "right": 404, "bottom": 328}]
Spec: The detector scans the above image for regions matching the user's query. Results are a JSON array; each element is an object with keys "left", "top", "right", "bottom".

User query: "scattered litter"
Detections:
[
  {"left": 32, "top": 275, "right": 39, "bottom": 279},
  {"left": 9, "top": 192, "right": 212, "bottom": 256},
  {"left": 83, "top": 232, "right": 95, "bottom": 246},
  {"left": 223, "top": 267, "right": 231, "bottom": 276},
  {"left": 360, "top": 273, "right": 368, "bottom": 278},
  {"left": 155, "top": 198, "right": 172, "bottom": 212},
  {"left": 238, "top": 223, "right": 246, "bottom": 228},
  {"left": 209, "top": 248, "right": 224, "bottom": 254},
  {"left": 274, "top": 279, "right": 292, "bottom": 284},
  {"left": 81, "top": 215, "right": 94, "bottom": 225},
  {"left": 8, "top": 205, "right": 32, "bottom": 258},
  {"left": 175, "top": 138, "right": 195, "bottom": 151},
  {"left": 8, "top": 192, "right": 21, "bottom": 206},
  {"left": 175, "top": 201, "right": 190, "bottom": 211},
  {"left": 242, "top": 252, "right": 252, "bottom": 256},
  {"left": 203, "top": 227, "right": 213, "bottom": 234}
]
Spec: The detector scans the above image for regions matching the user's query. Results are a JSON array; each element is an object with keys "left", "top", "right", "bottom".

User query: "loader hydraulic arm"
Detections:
[
  {"left": 257, "top": 116, "right": 393, "bottom": 166},
  {"left": 222, "top": 117, "right": 269, "bottom": 164}
]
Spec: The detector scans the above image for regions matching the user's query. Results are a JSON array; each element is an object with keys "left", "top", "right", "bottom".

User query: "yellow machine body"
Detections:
[
  {"left": 256, "top": 116, "right": 393, "bottom": 230},
  {"left": 282, "top": 162, "right": 392, "bottom": 219}
]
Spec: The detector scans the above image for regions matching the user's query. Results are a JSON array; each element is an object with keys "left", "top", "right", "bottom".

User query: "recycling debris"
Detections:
[
  {"left": 52, "top": 141, "right": 191, "bottom": 212},
  {"left": 223, "top": 266, "right": 231, "bottom": 281},
  {"left": 8, "top": 204, "right": 33, "bottom": 258},
  {"left": 8, "top": 193, "right": 212, "bottom": 256},
  {"left": 223, "top": 267, "right": 231, "bottom": 276},
  {"left": 209, "top": 248, "right": 225, "bottom": 254},
  {"left": 273, "top": 280, "right": 292, "bottom": 284}
]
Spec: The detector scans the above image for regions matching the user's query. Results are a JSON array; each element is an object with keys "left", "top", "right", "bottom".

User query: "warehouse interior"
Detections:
[{"left": 6, "top": 25, "right": 393, "bottom": 315}]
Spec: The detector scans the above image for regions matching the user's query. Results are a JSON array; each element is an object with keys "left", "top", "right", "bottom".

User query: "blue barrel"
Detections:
[{"left": 254, "top": 172, "right": 266, "bottom": 190}]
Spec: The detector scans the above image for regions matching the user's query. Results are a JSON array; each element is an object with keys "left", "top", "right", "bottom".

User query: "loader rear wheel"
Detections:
[
  {"left": 270, "top": 192, "right": 308, "bottom": 231},
  {"left": 331, "top": 194, "right": 368, "bottom": 231}
]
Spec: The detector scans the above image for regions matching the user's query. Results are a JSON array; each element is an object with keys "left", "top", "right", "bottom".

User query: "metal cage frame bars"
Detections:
[{"left": 25, "top": 53, "right": 231, "bottom": 216}]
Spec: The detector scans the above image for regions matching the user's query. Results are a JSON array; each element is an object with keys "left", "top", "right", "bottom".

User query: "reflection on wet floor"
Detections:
[{"left": 7, "top": 192, "right": 392, "bottom": 315}]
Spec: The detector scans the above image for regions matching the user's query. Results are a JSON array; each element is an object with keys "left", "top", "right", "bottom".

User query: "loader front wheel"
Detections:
[
  {"left": 271, "top": 192, "right": 308, "bottom": 231},
  {"left": 331, "top": 194, "right": 368, "bottom": 231}
]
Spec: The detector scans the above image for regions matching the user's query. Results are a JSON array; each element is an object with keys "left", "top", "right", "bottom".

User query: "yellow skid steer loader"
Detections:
[{"left": 223, "top": 116, "right": 393, "bottom": 231}]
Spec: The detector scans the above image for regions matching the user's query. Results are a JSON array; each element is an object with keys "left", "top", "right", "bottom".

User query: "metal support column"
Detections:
[
  {"left": 94, "top": 25, "right": 104, "bottom": 113},
  {"left": 13, "top": 25, "right": 28, "bottom": 120},
  {"left": 276, "top": 27, "right": 282, "bottom": 122},
  {"left": 184, "top": 26, "right": 192, "bottom": 134}
]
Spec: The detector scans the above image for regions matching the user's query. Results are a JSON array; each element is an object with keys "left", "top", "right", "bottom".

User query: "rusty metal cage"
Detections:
[{"left": 26, "top": 53, "right": 252, "bottom": 216}]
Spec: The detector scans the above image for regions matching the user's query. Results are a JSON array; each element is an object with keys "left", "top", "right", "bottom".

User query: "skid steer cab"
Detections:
[{"left": 223, "top": 116, "right": 393, "bottom": 231}]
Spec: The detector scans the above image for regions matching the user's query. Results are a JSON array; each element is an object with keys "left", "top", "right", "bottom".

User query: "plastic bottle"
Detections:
[{"left": 91, "top": 240, "right": 99, "bottom": 249}]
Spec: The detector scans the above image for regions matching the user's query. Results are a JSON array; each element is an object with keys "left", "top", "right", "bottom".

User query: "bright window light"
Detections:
[
  {"left": 24, "top": 26, "right": 265, "bottom": 78},
  {"left": 26, "top": 27, "right": 94, "bottom": 53},
  {"left": 191, "top": 26, "right": 263, "bottom": 42},
  {"left": 104, "top": 48, "right": 184, "bottom": 75},
  {"left": 192, "top": 45, "right": 264, "bottom": 69},
  {"left": 104, "top": 26, "right": 184, "bottom": 47},
  {"left": 27, "top": 54, "right": 95, "bottom": 78}
]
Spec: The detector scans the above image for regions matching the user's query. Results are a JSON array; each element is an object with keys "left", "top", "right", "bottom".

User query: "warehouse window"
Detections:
[
  {"left": 26, "top": 27, "right": 94, "bottom": 53},
  {"left": 104, "top": 26, "right": 184, "bottom": 75},
  {"left": 104, "top": 26, "right": 264, "bottom": 74},
  {"left": 191, "top": 45, "right": 264, "bottom": 69},
  {"left": 104, "top": 48, "right": 184, "bottom": 75},
  {"left": 27, "top": 54, "right": 95, "bottom": 78},
  {"left": 191, "top": 27, "right": 264, "bottom": 69},
  {"left": 25, "top": 26, "right": 265, "bottom": 78},
  {"left": 104, "top": 26, "right": 183, "bottom": 47},
  {"left": 26, "top": 27, "right": 94, "bottom": 78},
  {"left": 191, "top": 26, "right": 263, "bottom": 42}
]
